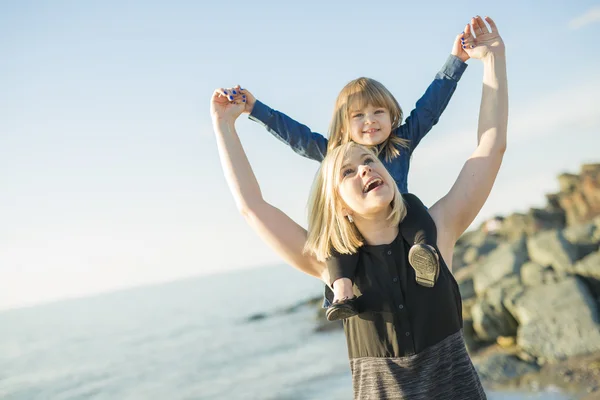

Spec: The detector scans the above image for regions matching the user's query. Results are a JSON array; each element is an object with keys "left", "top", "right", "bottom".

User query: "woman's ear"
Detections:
[{"left": 342, "top": 208, "right": 353, "bottom": 219}]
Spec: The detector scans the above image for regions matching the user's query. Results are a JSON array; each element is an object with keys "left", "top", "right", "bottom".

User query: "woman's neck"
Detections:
[{"left": 354, "top": 212, "right": 399, "bottom": 246}]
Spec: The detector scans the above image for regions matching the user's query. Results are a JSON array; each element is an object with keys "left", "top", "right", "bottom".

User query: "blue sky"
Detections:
[{"left": 1, "top": 0, "right": 599, "bottom": 310}]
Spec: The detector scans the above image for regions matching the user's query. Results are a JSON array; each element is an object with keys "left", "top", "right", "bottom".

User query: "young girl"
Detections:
[
  {"left": 222, "top": 23, "right": 477, "bottom": 320},
  {"left": 211, "top": 16, "right": 506, "bottom": 398}
]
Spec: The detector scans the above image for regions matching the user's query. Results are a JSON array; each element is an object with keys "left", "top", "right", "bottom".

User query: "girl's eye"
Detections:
[
  {"left": 364, "top": 157, "right": 375, "bottom": 164},
  {"left": 352, "top": 113, "right": 363, "bottom": 118},
  {"left": 375, "top": 109, "right": 385, "bottom": 114},
  {"left": 342, "top": 168, "right": 354, "bottom": 177}
]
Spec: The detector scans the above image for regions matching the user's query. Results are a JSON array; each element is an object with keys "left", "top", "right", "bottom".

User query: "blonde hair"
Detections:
[
  {"left": 304, "top": 142, "right": 407, "bottom": 261},
  {"left": 327, "top": 77, "right": 410, "bottom": 162}
]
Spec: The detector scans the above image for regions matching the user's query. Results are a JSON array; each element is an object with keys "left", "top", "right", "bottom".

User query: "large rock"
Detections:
[
  {"left": 572, "top": 250, "right": 600, "bottom": 280},
  {"left": 473, "top": 236, "right": 528, "bottom": 296},
  {"left": 563, "top": 222, "right": 600, "bottom": 260},
  {"left": 454, "top": 263, "right": 477, "bottom": 300},
  {"left": 563, "top": 221, "right": 598, "bottom": 245},
  {"left": 527, "top": 230, "right": 578, "bottom": 273},
  {"left": 474, "top": 352, "right": 539, "bottom": 383},
  {"left": 471, "top": 279, "right": 520, "bottom": 341},
  {"left": 520, "top": 261, "right": 565, "bottom": 287},
  {"left": 499, "top": 209, "right": 565, "bottom": 241},
  {"left": 512, "top": 278, "right": 600, "bottom": 364},
  {"left": 464, "top": 236, "right": 500, "bottom": 265},
  {"left": 553, "top": 164, "right": 600, "bottom": 226},
  {"left": 454, "top": 230, "right": 500, "bottom": 270},
  {"left": 594, "top": 215, "right": 600, "bottom": 239}
]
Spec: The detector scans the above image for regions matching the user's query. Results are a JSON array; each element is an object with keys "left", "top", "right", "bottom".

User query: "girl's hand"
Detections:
[
  {"left": 237, "top": 86, "right": 256, "bottom": 114},
  {"left": 452, "top": 32, "right": 470, "bottom": 62},
  {"left": 461, "top": 16, "right": 505, "bottom": 60},
  {"left": 218, "top": 85, "right": 256, "bottom": 114},
  {"left": 210, "top": 88, "right": 245, "bottom": 123}
]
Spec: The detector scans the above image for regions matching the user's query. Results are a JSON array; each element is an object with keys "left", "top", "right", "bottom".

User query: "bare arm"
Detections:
[
  {"left": 429, "top": 17, "right": 508, "bottom": 264},
  {"left": 210, "top": 90, "right": 327, "bottom": 281}
]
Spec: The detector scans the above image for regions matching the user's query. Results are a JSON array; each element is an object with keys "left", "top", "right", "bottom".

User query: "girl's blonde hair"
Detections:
[
  {"left": 304, "top": 142, "right": 407, "bottom": 261},
  {"left": 327, "top": 77, "right": 409, "bottom": 162}
]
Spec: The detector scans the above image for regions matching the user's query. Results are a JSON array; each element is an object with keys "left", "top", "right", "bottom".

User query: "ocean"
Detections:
[{"left": 0, "top": 265, "right": 575, "bottom": 399}]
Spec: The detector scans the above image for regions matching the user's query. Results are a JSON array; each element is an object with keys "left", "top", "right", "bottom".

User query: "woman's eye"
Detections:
[
  {"left": 364, "top": 157, "right": 375, "bottom": 164},
  {"left": 342, "top": 168, "right": 354, "bottom": 177}
]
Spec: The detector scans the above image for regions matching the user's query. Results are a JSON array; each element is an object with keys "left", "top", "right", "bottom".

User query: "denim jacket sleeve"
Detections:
[
  {"left": 397, "top": 54, "right": 468, "bottom": 155},
  {"left": 248, "top": 100, "right": 328, "bottom": 162}
]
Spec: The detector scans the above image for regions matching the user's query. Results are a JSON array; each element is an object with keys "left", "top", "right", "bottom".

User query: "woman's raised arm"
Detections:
[
  {"left": 430, "top": 17, "right": 508, "bottom": 257},
  {"left": 210, "top": 90, "right": 326, "bottom": 281}
]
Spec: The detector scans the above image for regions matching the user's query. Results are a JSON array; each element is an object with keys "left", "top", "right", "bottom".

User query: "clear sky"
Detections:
[{"left": 1, "top": 0, "right": 599, "bottom": 310}]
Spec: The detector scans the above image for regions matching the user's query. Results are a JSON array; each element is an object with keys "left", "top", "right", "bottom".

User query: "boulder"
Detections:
[
  {"left": 527, "top": 230, "right": 578, "bottom": 273},
  {"left": 553, "top": 164, "right": 600, "bottom": 226},
  {"left": 454, "top": 230, "right": 501, "bottom": 270},
  {"left": 572, "top": 250, "right": 600, "bottom": 280},
  {"left": 454, "top": 263, "right": 477, "bottom": 300},
  {"left": 473, "top": 236, "right": 528, "bottom": 296},
  {"left": 499, "top": 209, "right": 565, "bottom": 241},
  {"left": 474, "top": 352, "right": 539, "bottom": 383},
  {"left": 563, "top": 222, "right": 600, "bottom": 260},
  {"left": 520, "top": 261, "right": 565, "bottom": 287},
  {"left": 463, "top": 236, "right": 500, "bottom": 265},
  {"left": 472, "top": 276, "right": 522, "bottom": 341},
  {"left": 512, "top": 278, "right": 600, "bottom": 364}
]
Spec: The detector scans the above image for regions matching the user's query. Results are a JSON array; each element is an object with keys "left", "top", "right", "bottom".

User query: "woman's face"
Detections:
[{"left": 336, "top": 147, "right": 394, "bottom": 218}]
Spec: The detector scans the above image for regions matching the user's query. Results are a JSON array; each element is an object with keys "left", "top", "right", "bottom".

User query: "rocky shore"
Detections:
[
  {"left": 453, "top": 163, "right": 600, "bottom": 398},
  {"left": 247, "top": 163, "right": 600, "bottom": 398}
]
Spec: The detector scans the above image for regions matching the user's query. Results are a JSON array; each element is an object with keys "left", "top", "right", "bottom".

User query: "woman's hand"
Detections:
[
  {"left": 210, "top": 88, "right": 245, "bottom": 123},
  {"left": 461, "top": 16, "right": 505, "bottom": 60}
]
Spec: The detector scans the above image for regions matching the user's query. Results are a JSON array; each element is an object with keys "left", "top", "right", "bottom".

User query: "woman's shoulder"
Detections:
[{"left": 401, "top": 193, "right": 428, "bottom": 211}]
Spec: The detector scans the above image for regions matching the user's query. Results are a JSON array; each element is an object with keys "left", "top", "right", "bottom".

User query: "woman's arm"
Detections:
[
  {"left": 210, "top": 90, "right": 327, "bottom": 281},
  {"left": 429, "top": 17, "right": 508, "bottom": 262}
]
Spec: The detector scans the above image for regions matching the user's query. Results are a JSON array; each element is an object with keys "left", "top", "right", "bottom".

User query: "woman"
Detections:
[{"left": 211, "top": 16, "right": 506, "bottom": 400}]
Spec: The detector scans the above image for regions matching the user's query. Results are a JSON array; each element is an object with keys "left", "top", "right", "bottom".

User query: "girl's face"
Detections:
[
  {"left": 337, "top": 147, "right": 394, "bottom": 218},
  {"left": 347, "top": 103, "right": 393, "bottom": 147}
]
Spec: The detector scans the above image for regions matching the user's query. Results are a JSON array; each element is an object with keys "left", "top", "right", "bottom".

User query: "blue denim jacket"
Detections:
[{"left": 249, "top": 55, "right": 467, "bottom": 194}]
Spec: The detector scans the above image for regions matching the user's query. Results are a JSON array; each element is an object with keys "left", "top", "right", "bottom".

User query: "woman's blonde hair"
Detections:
[
  {"left": 327, "top": 77, "right": 409, "bottom": 162},
  {"left": 304, "top": 142, "right": 407, "bottom": 261}
]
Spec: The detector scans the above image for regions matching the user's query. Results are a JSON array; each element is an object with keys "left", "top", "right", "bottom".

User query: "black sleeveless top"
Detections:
[{"left": 325, "top": 194, "right": 486, "bottom": 399}]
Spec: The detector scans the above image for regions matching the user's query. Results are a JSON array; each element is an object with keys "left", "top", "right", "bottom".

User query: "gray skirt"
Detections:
[{"left": 349, "top": 330, "right": 486, "bottom": 400}]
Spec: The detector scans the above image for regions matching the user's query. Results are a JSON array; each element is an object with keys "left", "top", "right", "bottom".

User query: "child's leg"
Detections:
[
  {"left": 401, "top": 194, "right": 441, "bottom": 288},
  {"left": 325, "top": 252, "right": 360, "bottom": 321},
  {"left": 331, "top": 277, "right": 355, "bottom": 302}
]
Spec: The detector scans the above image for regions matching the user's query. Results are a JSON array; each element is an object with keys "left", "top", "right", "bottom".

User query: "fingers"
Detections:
[
  {"left": 212, "top": 89, "right": 229, "bottom": 103},
  {"left": 471, "top": 16, "right": 482, "bottom": 36},
  {"left": 234, "top": 84, "right": 248, "bottom": 103},
  {"left": 485, "top": 16, "right": 498, "bottom": 33},
  {"left": 463, "top": 23, "right": 472, "bottom": 39},
  {"left": 458, "top": 32, "right": 465, "bottom": 49},
  {"left": 472, "top": 15, "right": 489, "bottom": 36},
  {"left": 461, "top": 24, "right": 475, "bottom": 49},
  {"left": 462, "top": 35, "right": 476, "bottom": 49},
  {"left": 221, "top": 86, "right": 247, "bottom": 103}
]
